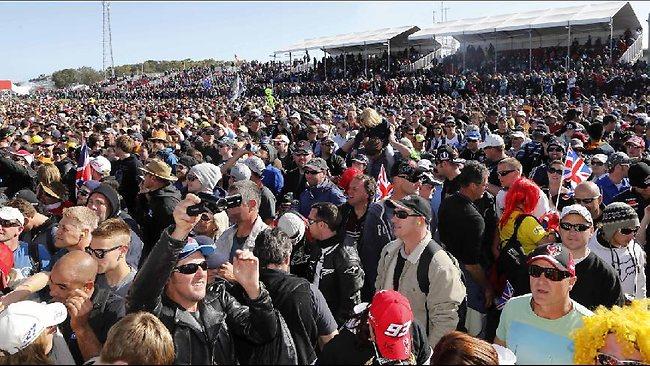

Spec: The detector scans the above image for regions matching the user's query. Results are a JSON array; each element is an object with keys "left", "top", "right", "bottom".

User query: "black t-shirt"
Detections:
[
  {"left": 438, "top": 193, "right": 485, "bottom": 265},
  {"left": 259, "top": 185, "right": 277, "bottom": 222},
  {"left": 487, "top": 158, "right": 505, "bottom": 187},
  {"left": 317, "top": 321, "right": 432, "bottom": 365},
  {"left": 393, "top": 251, "right": 407, "bottom": 291},
  {"left": 441, "top": 176, "right": 461, "bottom": 199},
  {"left": 59, "top": 288, "right": 125, "bottom": 364},
  {"left": 570, "top": 251, "right": 626, "bottom": 310}
]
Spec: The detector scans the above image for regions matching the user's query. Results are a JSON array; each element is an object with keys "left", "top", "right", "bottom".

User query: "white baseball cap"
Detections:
[
  {"left": 479, "top": 134, "right": 505, "bottom": 149},
  {"left": 0, "top": 206, "right": 25, "bottom": 226},
  {"left": 0, "top": 301, "right": 67, "bottom": 355},
  {"left": 89, "top": 156, "right": 112, "bottom": 175},
  {"left": 244, "top": 156, "right": 266, "bottom": 176},
  {"left": 560, "top": 204, "right": 593, "bottom": 224}
]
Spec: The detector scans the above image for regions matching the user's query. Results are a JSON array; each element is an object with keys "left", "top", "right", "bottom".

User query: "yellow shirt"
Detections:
[{"left": 499, "top": 211, "right": 548, "bottom": 255}]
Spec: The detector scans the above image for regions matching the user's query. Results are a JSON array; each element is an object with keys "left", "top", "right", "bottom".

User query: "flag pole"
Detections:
[{"left": 555, "top": 148, "right": 570, "bottom": 210}]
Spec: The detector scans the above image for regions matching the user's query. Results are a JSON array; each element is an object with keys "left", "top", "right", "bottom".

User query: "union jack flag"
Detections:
[
  {"left": 75, "top": 143, "right": 92, "bottom": 194},
  {"left": 563, "top": 147, "right": 592, "bottom": 189},
  {"left": 375, "top": 164, "right": 393, "bottom": 201},
  {"left": 495, "top": 281, "right": 514, "bottom": 310}
]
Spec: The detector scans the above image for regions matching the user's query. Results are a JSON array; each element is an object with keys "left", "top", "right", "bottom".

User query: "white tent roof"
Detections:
[
  {"left": 275, "top": 26, "right": 419, "bottom": 54},
  {"left": 409, "top": 1, "right": 641, "bottom": 42}
]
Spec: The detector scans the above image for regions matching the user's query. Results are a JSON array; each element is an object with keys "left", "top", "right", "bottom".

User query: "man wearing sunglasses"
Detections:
[
  {"left": 127, "top": 193, "right": 279, "bottom": 365},
  {"left": 297, "top": 157, "right": 346, "bottom": 217},
  {"left": 596, "top": 151, "right": 631, "bottom": 205},
  {"left": 587, "top": 202, "right": 646, "bottom": 300},
  {"left": 0, "top": 206, "right": 51, "bottom": 280},
  {"left": 529, "top": 138, "right": 565, "bottom": 189},
  {"left": 557, "top": 205, "right": 626, "bottom": 310},
  {"left": 574, "top": 181, "right": 606, "bottom": 225},
  {"left": 495, "top": 243, "right": 593, "bottom": 364}
]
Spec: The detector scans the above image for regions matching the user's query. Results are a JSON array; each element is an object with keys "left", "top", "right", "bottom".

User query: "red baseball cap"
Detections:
[{"left": 368, "top": 290, "right": 413, "bottom": 361}]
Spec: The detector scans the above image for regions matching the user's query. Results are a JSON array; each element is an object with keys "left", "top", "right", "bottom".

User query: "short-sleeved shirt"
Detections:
[
  {"left": 499, "top": 212, "right": 548, "bottom": 255},
  {"left": 258, "top": 185, "right": 277, "bottom": 222},
  {"left": 496, "top": 294, "right": 593, "bottom": 365},
  {"left": 438, "top": 192, "right": 485, "bottom": 265},
  {"left": 94, "top": 266, "right": 137, "bottom": 299},
  {"left": 309, "top": 283, "right": 338, "bottom": 336}
]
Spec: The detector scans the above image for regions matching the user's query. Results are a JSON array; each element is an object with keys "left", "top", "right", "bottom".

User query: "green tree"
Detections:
[
  {"left": 51, "top": 69, "right": 78, "bottom": 88},
  {"left": 77, "top": 67, "right": 103, "bottom": 85}
]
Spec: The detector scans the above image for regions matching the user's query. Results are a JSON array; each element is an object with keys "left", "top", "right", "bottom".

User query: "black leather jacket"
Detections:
[
  {"left": 126, "top": 226, "right": 278, "bottom": 365},
  {"left": 309, "top": 235, "right": 364, "bottom": 326}
]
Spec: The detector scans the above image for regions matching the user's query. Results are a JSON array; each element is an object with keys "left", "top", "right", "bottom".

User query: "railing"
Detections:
[
  {"left": 292, "top": 61, "right": 312, "bottom": 73},
  {"left": 618, "top": 34, "right": 644, "bottom": 65},
  {"left": 402, "top": 51, "right": 437, "bottom": 72}
]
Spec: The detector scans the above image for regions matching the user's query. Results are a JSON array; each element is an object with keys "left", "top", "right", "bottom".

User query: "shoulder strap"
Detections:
[
  {"left": 27, "top": 242, "right": 42, "bottom": 274},
  {"left": 417, "top": 240, "right": 443, "bottom": 295}
]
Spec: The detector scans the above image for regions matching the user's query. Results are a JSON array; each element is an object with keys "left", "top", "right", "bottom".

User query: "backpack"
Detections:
[
  {"left": 246, "top": 310, "right": 299, "bottom": 365},
  {"left": 416, "top": 239, "right": 468, "bottom": 334},
  {"left": 495, "top": 214, "right": 533, "bottom": 296}
]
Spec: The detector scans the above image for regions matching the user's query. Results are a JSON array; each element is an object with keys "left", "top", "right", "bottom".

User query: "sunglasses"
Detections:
[
  {"left": 559, "top": 222, "right": 592, "bottom": 232},
  {"left": 304, "top": 169, "right": 320, "bottom": 175},
  {"left": 497, "top": 169, "right": 516, "bottom": 177},
  {"left": 591, "top": 161, "right": 605, "bottom": 166},
  {"left": 85, "top": 245, "right": 123, "bottom": 259},
  {"left": 547, "top": 147, "right": 564, "bottom": 153},
  {"left": 596, "top": 352, "right": 644, "bottom": 365},
  {"left": 200, "top": 213, "right": 212, "bottom": 222},
  {"left": 307, "top": 218, "right": 323, "bottom": 225},
  {"left": 528, "top": 264, "right": 572, "bottom": 281},
  {"left": 619, "top": 227, "right": 640, "bottom": 235},
  {"left": 394, "top": 210, "right": 422, "bottom": 220},
  {"left": 186, "top": 175, "right": 199, "bottom": 182},
  {"left": 574, "top": 196, "right": 599, "bottom": 204},
  {"left": 0, "top": 219, "right": 21, "bottom": 228},
  {"left": 174, "top": 261, "right": 208, "bottom": 275},
  {"left": 547, "top": 167, "right": 564, "bottom": 175}
]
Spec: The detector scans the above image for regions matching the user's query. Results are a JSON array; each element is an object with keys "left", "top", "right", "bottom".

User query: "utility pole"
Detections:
[{"left": 102, "top": 1, "right": 115, "bottom": 78}]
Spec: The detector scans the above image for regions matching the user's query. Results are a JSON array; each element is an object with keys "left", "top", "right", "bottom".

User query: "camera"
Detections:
[{"left": 186, "top": 192, "right": 243, "bottom": 216}]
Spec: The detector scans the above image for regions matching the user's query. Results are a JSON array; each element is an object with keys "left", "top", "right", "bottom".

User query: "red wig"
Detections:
[{"left": 499, "top": 177, "right": 541, "bottom": 228}]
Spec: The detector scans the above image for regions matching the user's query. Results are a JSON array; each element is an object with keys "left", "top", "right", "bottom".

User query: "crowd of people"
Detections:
[{"left": 0, "top": 28, "right": 649, "bottom": 365}]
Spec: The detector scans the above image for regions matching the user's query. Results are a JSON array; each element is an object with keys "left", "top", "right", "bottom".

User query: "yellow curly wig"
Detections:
[{"left": 571, "top": 299, "right": 650, "bottom": 364}]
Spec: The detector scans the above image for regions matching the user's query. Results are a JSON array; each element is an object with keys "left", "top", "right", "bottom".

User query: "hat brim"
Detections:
[
  {"left": 304, "top": 164, "right": 326, "bottom": 172},
  {"left": 138, "top": 167, "right": 178, "bottom": 182},
  {"left": 527, "top": 255, "right": 573, "bottom": 276},
  {"left": 180, "top": 245, "right": 215, "bottom": 260}
]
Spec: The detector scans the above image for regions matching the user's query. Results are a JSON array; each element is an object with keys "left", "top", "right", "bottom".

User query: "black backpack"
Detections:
[
  {"left": 495, "top": 214, "right": 533, "bottom": 296},
  {"left": 416, "top": 240, "right": 468, "bottom": 334}
]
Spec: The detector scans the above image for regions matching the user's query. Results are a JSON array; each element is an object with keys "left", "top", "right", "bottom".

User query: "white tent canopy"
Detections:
[
  {"left": 274, "top": 26, "right": 423, "bottom": 55},
  {"left": 409, "top": 1, "right": 641, "bottom": 45}
]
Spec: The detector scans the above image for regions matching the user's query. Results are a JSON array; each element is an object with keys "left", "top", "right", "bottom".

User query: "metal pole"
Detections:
[
  {"left": 364, "top": 42, "right": 368, "bottom": 76},
  {"left": 567, "top": 23, "right": 571, "bottom": 70},
  {"left": 494, "top": 29, "right": 497, "bottom": 73},
  {"left": 462, "top": 44, "right": 466, "bottom": 70},
  {"left": 387, "top": 39, "right": 391, "bottom": 73},
  {"left": 323, "top": 49, "right": 327, "bottom": 81},
  {"left": 343, "top": 52, "right": 347, "bottom": 78},
  {"left": 529, "top": 29, "right": 532, "bottom": 71},
  {"left": 610, "top": 18, "right": 614, "bottom": 63},
  {"left": 647, "top": 13, "right": 650, "bottom": 68}
]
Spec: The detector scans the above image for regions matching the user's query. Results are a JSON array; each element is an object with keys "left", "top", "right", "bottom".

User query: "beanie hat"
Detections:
[
  {"left": 230, "top": 163, "right": 251, "bottom": 182},
  {"left": 178, "top": 155, "right": 199, "bottom": 168},
  {"left": 277, "top": 212, "right": 306, "bottom": 245},
  {"left": 91, "top": 183, "right": 121, "bottom": 218},
  {"left": 600, "top": 202, "right": 640, "bottom": 242},
  {"left": 189, "top": 163, "right": 222, "bottom": 192}
]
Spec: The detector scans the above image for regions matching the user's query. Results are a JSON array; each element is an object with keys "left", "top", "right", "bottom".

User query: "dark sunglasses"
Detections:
[
  {"left": 85, "top": 245, "right": 123, "bottom": 259},
  {"left": 0, "top": 219, "right": 21, "bottom": 228},
  {"left": 186, "top": 175, "right": 199, "bottom": 182},
  {"left": 394, "top": 210, "right": 422, "bottom": 220},
  {"left": 174, "top": 261, "right": 208, "bottom": 275},
  {"left": 574, "top": 196, "right": 599, "bottom": 204},
  {"left": 528, "top": 264, "right": 572, "bottom": 281},
  {"left": 304, "top": 169, "right": 320, "bottom": 175},
  {"left": 619, "top": 227, "right": 640, "bottom": 235},
  {"left": 547, "top": 167, "right": 564, "bottom": 175},
  {"left": 497, "top": 169, "right": 515, "bottom": 177},
  {"left": 559, "top": 222, "right": 592, "bottom": 232},
  {"left": 547, "top": 147, "right": 564, "bottom": 153},
  {"left": 590, "top": 161, "right": 605, "bottom": 166},
  {"left": 596, "top": 352, "right": 643, "bottom": 365}
]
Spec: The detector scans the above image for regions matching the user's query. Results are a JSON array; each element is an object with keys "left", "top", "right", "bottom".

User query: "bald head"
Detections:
[
  {"left": 52, "top": 251, "right": 98, "bottom": 284},
  {"left": 575, "top": 181, "right": 599, "bottom": 197},
  {"left": 574, "top": 181, "right": 603, "bottom": 218}
]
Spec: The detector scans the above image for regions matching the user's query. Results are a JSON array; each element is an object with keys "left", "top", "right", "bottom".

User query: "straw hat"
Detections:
[
  {"left": 149, "top": 129, "right": 168, "bottom": 142},
  {"left": 138, "top": 159, "right": 177, "bottom": 181}
]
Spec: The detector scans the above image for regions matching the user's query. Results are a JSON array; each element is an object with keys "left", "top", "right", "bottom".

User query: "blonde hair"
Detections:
[
  {"left": 212, "top": 211, "right": 230, "bottom": 239},
  {"left": 100, "top": 312, "right": 175, "bottom": 365},
  {"left": 0, "top": 332, "right": 52, "bottom": 365},
  {"left": 92, "top": 218, "right": 131, "bottom": 246},
  {"left": 37, "top": 163, "right": 61, "bottom": 187},
  {"left": 62, "top": 206, "right": 99, "bottom": 231},
  {"left": 360, "top": 108, "right": 382, "bottom": 128},
  {"left": 571, "top": 299, "right": 650, "bottom": 364}
]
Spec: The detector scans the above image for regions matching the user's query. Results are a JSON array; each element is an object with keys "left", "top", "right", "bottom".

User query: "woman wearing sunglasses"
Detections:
[
  {"left": 572, "top": 298, "right": 649, "bottom": 365},
  {"left": 494, "top": 243, "right": 593, "bottom": 365},
  {"left": 544, "top": 159, "right": 573, "bottom": 211},
  {"left": 587, "top": 202, "right": 646, "bottom": 301}
]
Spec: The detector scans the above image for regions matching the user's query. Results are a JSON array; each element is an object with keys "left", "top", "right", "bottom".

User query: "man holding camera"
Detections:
[{"left": 127, "top": 193, "right": 279, "bottom": 365}]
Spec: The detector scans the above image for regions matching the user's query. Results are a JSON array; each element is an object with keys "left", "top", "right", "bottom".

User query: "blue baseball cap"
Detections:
[
  {"left": 179, "top": 236, "right": 215, "bottom": 260},
  {"left": 466, "top": 130, "right": 481, "bottom": 141}
]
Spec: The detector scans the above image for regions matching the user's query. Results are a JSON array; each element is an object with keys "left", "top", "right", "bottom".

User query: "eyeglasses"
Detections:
[
  {"left": 304, "top": 169, "right": 320, "bottom": 175},
  {"left": 619, "top": 227, "right": 640, "bottom": 235},
  {"left": 547, "top": 147, "right": 564, "bottom": 153},
  {"left": 0, "top": 219, "right": 20, "bottom": 228},
  {"left": 307, "top": 218, "right": 323, "bottom": 225},
  {"left": 497, "top": 169, "right": 516, "bottom": 177},
  {"left": 559, "top": 222, "right": 592, "bottom": 232},
  {"left": 85, "top": 245, "right": 123, "bottom": 259},
  {"left": 591, "top": 161, "right": 605, "bottom": 166},
  {"left": 200, "top": 213, "right": 212, "bottom": 222},
  {"left": 574, "top": 196, "right": 600, "bottom": 204},
  {"left": 528, "top": 264, "right": 572, "bottom": 281},
  {"left": 596, "top": 352, "right": 644, "bottom": 365},
  {"left": 547, "top": 167, "right": 564, "bottom": 175},
  {"left": 394, "top": 210, "right": 422, "bottom": 220},
  {"left": 174, "top": 261, "right": 208, "bottom": 275}
]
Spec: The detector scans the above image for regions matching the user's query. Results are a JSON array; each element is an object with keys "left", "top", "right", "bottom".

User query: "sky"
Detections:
[{"left": 1, "top": 1, "right": 649, "bottom": 82}]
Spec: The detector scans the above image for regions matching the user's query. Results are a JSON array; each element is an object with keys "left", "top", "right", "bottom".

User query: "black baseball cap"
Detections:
[
  {"left": 628, "top": 162, "right": 650, "bottom": 188},
  {"left": 387, "top": 195, "right": 432, "bottom": 223},
  {"left": 436, "top": 145, "right": 465, "bottom": 164},
  {"left": 390, "top": 162, "right": 424, "bottom": 183}
]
